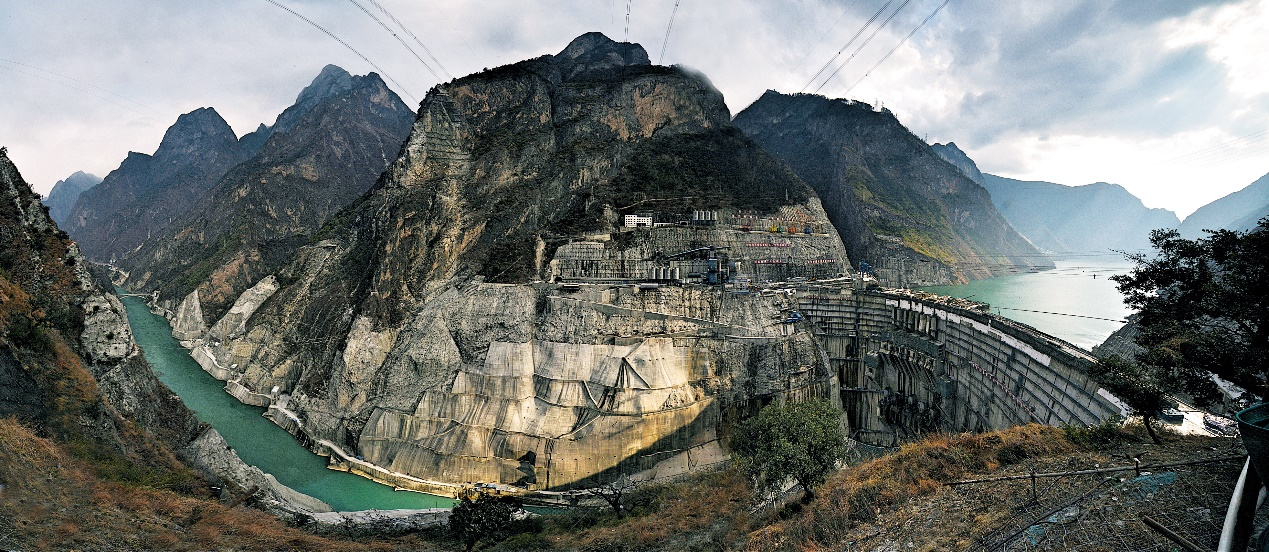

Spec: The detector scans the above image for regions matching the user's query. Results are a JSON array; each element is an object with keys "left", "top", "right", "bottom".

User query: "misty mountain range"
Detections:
[{"left": 932, "top": 142, "right": 1269, "bottom": 257}]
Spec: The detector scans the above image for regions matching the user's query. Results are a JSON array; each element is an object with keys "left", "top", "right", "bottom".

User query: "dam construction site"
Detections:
[{"left": 154, "top": 205, "right": 1127, "bottom": 501}]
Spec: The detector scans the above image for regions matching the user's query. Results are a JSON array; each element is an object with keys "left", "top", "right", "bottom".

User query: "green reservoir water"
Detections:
[
  {"left": 919, "top": 259, "right": 1135, "bottom": 350},
  {"left": 119, "top": 293, "right": 454, "bottom": 512}
]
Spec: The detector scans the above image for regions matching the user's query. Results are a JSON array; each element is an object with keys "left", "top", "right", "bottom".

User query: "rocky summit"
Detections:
[
  {"left": 118, "top": 65, "right": 414, "bottom": 323},
  {"left": 184, "top": 33, "right": 851, "bottom": 492},
  {"left": 734, "top": 91, "right": 1051, "bottom": 286},
  {"left": 64, "top": 107, "right": 250, "bottom": 264}
]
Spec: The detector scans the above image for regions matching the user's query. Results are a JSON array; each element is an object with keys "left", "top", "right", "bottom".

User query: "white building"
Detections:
[{"left": 623, "top": 214, "right": 653, "bottom": 228}]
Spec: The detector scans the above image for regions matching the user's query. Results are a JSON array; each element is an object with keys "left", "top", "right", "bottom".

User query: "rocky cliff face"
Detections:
[
  {"left": 41, "top": 170, "right": 101, "bottom": 227},
  {"left": 733, "top": 91, "right": 1051, "bottom": 286},
  {"left": 64, "top": 108, "right": 250, "bottom": 263},
  {"left": 0, "top": 147, "right": 331, "bottom": 516},
  {"left": 119, "top": 66, "right": 413, "bottom": 323},
  {"left": 980, "top": 174, "right": 1180, "bottom": 256},
  {"left": 930, "top": 142, "right": 985, "bottom": 186},
  {"left": 193, "top": 33, "right": 848, "bottom": 491}
]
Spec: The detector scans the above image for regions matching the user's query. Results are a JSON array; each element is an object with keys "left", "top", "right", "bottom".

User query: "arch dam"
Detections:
[{"left": 795, "top": 283, "right": 1128, "bottom": 448}]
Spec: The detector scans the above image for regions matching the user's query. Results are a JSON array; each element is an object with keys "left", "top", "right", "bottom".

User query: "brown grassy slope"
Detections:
[
  {"left": 0, "top": 418, "right": 445, "bottom": 551},
  {"left": 746, "top": 423, "right": 1243, "bottom": 551},
  {"left": 495, "top": 423, "right": 1240, "bottom": 552}
]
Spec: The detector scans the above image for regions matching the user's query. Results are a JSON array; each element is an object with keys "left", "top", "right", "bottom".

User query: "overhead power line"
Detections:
[
  {"left": 843, "top": 0, "right": 953, "bottom": 96},
  {"left": 0, "top": 63, "right": 165, "bottom": 123},
  {"left": 364, "top": 0, "right": 453, "bottom": 80},
  {"left": 994, "top": 307, "right": 1125, "bottom": 323},
  {"left": 1162, "top": 129, "right": 1269, "bottom": 164},
  {"left": 787, "top": 0, "right": 862, "bottom": 77},
  {"left": 657, "top": 0, "right": 683, "bottom": 64},
  {"left": 0, "top": 58, "right": 169, "bottom": 121},
  {"left": 625, "top": 0, "right": 633, "bottom": 41},
  {"left": 801, "top": 0, "right": 895, "bottom": 93},
  {"left": 343, "top": 0, "right": 443, "bottom": 81},
  {"left": 1188, "top": 139, "right": 1269, "bottom": 170},
  {"left": 263, "top": 0, "right": 418, "bottom": 103},
  {"left": 814, "top": 0, "right": 912, "bottom": 94}
]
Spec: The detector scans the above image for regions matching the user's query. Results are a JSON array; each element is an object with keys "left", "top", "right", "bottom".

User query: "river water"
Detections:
[
  {"left": 919, "top": 258, "right": 1136, "bottom": 350},
  {"left": 119, "top": 293, "right": 454, "bottom": 512}
]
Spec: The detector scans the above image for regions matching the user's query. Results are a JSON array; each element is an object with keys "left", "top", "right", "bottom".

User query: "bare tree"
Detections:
[{"left": 584, "top": 473, "right": 644, "bottom": 518}]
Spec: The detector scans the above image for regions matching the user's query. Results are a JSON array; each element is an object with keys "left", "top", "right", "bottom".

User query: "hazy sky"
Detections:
[{"left": 2, "top": 0, "right": 1266, "bottom": 218}]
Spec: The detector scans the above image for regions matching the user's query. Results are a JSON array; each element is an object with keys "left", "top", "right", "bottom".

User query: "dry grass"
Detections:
[
  {"left": 747, "top": 424, "right": 1082, "bottom": 551},
  {"left": 0, "top": 418, "right": 435, "bottom": 551},
  {"left": 526, "top": 469, "right": 754, "bottom": 551}
]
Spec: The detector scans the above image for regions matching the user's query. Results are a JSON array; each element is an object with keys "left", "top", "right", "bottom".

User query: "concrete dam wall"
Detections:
[{"left": 798, "top": 287, "right": 1127, "bottom": 447}]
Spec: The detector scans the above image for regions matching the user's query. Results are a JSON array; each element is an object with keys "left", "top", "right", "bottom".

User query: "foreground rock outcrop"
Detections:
[{"left": 192, "top": 33, "right": 849, "bottom": 491}]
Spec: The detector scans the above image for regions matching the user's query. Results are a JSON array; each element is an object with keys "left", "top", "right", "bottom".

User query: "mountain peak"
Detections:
[
  {"left": 155, "top": 107, "right": 239, "bottom": 159},
  {"left": 271, "top": 65, "right": 362, "bottom": 135},
  {"left": 553, "top": 32, "right": 650, "bottom": 80},
  {"left": 294, "top": 64, "right": 355, "bottom": 108}
]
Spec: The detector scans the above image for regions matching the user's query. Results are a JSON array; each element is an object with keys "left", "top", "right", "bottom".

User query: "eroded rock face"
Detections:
[
  {"left": 196, "top": 33, "right": 849, "bottom": 490},
  {"left": 171, "top": 290, "right": 207, "bottom": 343}
]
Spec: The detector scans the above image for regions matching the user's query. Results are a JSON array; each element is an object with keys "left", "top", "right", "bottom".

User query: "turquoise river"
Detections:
[
  {"left": 920, "top": 258, "right": 1135, "bottom": 350},
  {"left": 119, "top": 293, "right": 454, "bottom": 512}
]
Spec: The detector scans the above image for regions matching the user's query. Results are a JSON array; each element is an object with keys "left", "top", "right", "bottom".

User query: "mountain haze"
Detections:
[
  {"left": 1179, "top": 171, "right": 1269, "bottom": 237},
  {"left": 64, "top": 107, "right": 250, "bottom": 263},
  {"left": 979, "top": 174, "right": 1180, "bottom": 256},
  {"left": 41, "top": 170, "right": 101, "bottom": 227}
]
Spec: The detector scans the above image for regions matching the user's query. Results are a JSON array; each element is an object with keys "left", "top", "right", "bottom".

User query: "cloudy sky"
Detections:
[{"left": 2, "top": 0, "right": 1266, "bottom": 218}]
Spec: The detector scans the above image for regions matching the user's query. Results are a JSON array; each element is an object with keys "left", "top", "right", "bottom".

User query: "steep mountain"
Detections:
[
  {"left": 191, "top": 33, "right": 847, "bottom": 492},
  {"left": 930, "top": 142, "right": 985, "bottom": 186},
  {"left": 979, "top": 174, "right": 1180, "bottom": 256},
  {"left": 119, "top": 65, "right": 413, "bottom": 324},
  {"left": 0, "top": 147, "right": 336, "bottom": 522},
  {"left": 1179, "top": 171, "right": 1269, "bottom": 237},
  {"left": 733, "top": 92, "right": 1049, "bottom": 286},
  {"left": 41, "top": 170, "right": 101, "bottom": 226},
  {"left": 64, "top": 107, "right": 250, "bottom": 264}
]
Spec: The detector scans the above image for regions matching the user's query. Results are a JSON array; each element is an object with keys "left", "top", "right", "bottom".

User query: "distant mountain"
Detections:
[
  {"left": 119, "top": 65, "right": 413, "bottom": 321},
  {"left": 64, "top": 107, "right": 251, "bottom": 263},
  {"left": 41, "top": 170, "right": 100, "bottom": 226},
  {"left": 734, "top": 92, "right": 1049, "bottom": 285},
  {"left": 977, "top": 174, "right": 1180, "bottom": 257},
  {"left": 1179, "top": 171, "right": 1269, "bottom": 238}
]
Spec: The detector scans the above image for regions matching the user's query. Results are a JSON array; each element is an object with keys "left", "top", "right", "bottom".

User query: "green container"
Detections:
[{"left": 1236, "top": 402, "right": 1269, "bottom": 484}]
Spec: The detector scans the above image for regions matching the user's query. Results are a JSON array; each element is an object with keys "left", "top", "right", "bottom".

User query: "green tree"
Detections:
[
  {"left": 733, "top": 398, "right": 848, "bottom": 502},
  {"left": 448, "top": 493, "right": 520, "bottom": 552},
  {"left": 1088, "top": 355, "right": 1168, "bottom": 444},
  {"left": 1112, "top": 219, "right": 1269, "bottom": 408}
]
